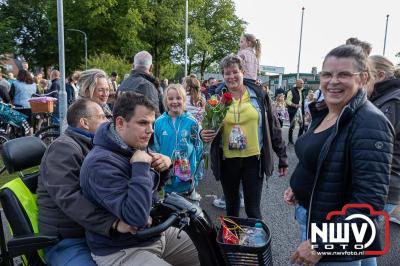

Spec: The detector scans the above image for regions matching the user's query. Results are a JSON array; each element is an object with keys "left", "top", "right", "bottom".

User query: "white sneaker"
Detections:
[
  {"left": 213, "top": 197, "right": 226, "bottom": 209},
  {"left": 188, "top": 190, "right": 202, "bottom": 201},
  {"left": 212, "top": 197, "right": 244, "bottom": 209}
]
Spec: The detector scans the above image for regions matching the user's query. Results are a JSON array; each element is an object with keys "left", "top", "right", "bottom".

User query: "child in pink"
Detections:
[{"left": 237, "top": 33, "right": 262, "bottom": 80}]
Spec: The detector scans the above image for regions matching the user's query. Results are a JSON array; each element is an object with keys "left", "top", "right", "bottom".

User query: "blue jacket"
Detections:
[
  {"left": 11, "top": 80, "right": 37, "bottom": 108},
  {"left": 152, "top": 112, "right": 203, "bottom": 193},
  {"left": 80, "top": 122, "right": 161, "bottom": 256}
]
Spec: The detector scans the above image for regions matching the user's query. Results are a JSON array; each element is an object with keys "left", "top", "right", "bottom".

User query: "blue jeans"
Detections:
[
  {"left": 44, "top": 238, "right": 96, "bottom": 266},
  {"left": 294, "top": 205, "right": 377, "bottom": 266},
  {"left": 377, "top": 203, "right": 396, "bottom": 223}
]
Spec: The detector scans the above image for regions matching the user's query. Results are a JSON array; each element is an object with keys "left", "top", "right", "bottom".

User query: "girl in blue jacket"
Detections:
[{"left": 153, "top": 84, "right": 203, "bottom": 200}]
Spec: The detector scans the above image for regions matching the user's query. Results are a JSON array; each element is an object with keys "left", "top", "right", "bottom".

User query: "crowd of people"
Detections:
[{"left": 1, "top": 34, "right": 400, "bottom": 266}]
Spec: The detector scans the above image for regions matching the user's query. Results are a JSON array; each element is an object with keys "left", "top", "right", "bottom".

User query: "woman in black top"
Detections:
[{"left": 284, "top": 45, "right": 394, "bottom": 265}]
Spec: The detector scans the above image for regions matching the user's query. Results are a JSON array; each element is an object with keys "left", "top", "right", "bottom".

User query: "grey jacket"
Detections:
[
  {"left": 37, "top": 127, "right": 116, "bottom": 238},
  {"left": 118, "top": 70, "right": 160, "bottom": 115}
]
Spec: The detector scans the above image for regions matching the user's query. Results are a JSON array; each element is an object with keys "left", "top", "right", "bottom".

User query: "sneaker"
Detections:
[
  {"left": 213, "top": 197, "right": 226, "bottom": 209},
  {"left": 390, "top": 206, "right": 400, "bottom": 225},
  {"left": 188, "top": 190, "right": 202, "bottom": 201},
  {"left": 213, "top": 197, "right": 245, "bottom": 209}
]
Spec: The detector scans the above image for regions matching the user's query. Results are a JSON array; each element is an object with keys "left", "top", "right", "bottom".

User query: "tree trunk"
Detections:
[{"left": 200, "top": 51, "right": 206, "bottom": 80}]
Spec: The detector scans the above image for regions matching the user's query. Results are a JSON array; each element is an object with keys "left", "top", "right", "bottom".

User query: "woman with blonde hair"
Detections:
[
  {"left": 78, "top": 69, "right": 112, "bottom": 118},
  {"left": 184, "top": 76, "right": 205, "bottom": 123},
  {"left": 368, "top": 55, "right": 400, "bottom": 224},
  {"left": 153, "top": 84, "right": 203, "bottom": 200},
  {"left": 237, "top": 33, "right": 261, "bottom": 80}
]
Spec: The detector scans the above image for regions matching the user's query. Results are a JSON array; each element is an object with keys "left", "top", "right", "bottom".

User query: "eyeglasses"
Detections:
[
  {"left": 96, "top": 88, "right": 110, "bottom": 93},
  {"left": 85, "top": 114, "right": 107, "bottom": 120},
  {"left": 319, "top": 71, "right": 362, "bottom": 82}
]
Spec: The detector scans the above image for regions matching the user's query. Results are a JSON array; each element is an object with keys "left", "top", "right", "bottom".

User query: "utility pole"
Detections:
[
  {"left": 297, "top": 7, "right": 305, "bottom": 79},
  {"left": 383, "top": 14, "right": 389, "bottom": 56},
  {"left": 57, "top": 0, "right": 67, "bottom": 133}
]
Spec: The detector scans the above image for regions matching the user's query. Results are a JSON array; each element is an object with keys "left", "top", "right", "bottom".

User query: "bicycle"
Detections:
[
  {"left": 28, "top": 91, "right": 60, "bottom": 145},
  {"left": 1, "top": 91, "right": 60, "bottom": 146}
]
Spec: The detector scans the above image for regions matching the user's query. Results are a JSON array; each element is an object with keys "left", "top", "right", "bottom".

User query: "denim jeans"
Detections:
[
  {"left": 294, "top": 205, "right": 377, "bottom": 266},
  {"left": 44, "top": 238, "right": 96, "bottom": 266}
]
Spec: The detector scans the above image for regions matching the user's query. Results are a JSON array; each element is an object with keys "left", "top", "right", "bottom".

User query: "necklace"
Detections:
[{"left": 325, "top": 113, "right": 338, "bottom": 122}]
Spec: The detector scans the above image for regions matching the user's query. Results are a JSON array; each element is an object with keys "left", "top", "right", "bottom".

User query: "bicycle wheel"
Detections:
[
  {"left": 0, "top": 133, "right": 9, "bottom": 175},
  {"left": 34, "top": 124, "right": 59, "bottom": 138},
  {"left": 35, "top": 125, "right": 60, "bottom": 146},
  {"left": 37, "top": 131, "right": 59, "bottom": 146},
  {"left": 0, "top": 132, "right": 9, "bottom": 152}
]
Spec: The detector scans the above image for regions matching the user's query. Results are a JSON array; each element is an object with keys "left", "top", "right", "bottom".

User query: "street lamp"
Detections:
[
  {"left": 383, "top": 14, "right": 389, "bottom": 56},
  {"left": 57, "top": 0, "right": 67, "bottom": 133},
  {"left": 296, "top": 7, "right": 305, "bottom": 79},
  {"left": 184, "top": 0, "right": 188, "bottom": 77},
  {"left": 66, "top": 28, "right": 88, "bottom": 69}
]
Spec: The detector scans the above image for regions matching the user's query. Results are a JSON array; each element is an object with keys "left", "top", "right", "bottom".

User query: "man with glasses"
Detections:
[
  {"left": 37, "top": 99, "right": 135, "bottom": 265},
  {"left": 286, "top": 79, "right": 306, "bottom": 144}
]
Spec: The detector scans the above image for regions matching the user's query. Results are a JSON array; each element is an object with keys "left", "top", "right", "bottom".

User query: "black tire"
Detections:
[
  {"left": 0, "top": 133, "right": 9, "bottom": 176},
  {"left": 38, "top": 131, "right": 59, "bottom": 146},
  {"left": 34, "top": 125, "right": 59, "bottom": 138},
  {"left": 0, "top": 132, "right": 9, "bottom": 152}
]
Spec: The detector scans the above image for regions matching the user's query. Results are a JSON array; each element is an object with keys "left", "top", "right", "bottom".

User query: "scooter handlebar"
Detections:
[{"left": 134, "top": 213, "right": 179, "bottom": 240}]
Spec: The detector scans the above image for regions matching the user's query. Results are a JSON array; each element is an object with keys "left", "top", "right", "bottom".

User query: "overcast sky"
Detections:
[{"left": 233, "top": 0, "right": 400, "bottom": 74}]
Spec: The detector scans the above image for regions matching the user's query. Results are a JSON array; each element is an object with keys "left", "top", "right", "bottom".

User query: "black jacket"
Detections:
[
  {"left": 287, "top": 87, "right": 306, "bottom": 115},
  {"left": 370, "top": 78, "right": 400, "bottom": 204},
  {"left": 65, "top": 82, "right": 75, "bottom": 106},
  {"left": 306, "top": 89, "right": 394, "bottom": 262},
  {"left": 118, "top": 70, "right": 161, "bottom": 115},
  {"left": 210, "top": 80, "right": 288, "bottom": 180},
  {"left": 37, "top": 127, "right": 116, "bottom": 239},
  {"left": 0, "top": 84, "right": 10, "bottom": 103}
]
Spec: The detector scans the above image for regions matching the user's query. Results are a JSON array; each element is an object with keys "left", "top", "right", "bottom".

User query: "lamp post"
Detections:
[
  {"left": 184, "top": 0, "right": 188, "bottom": 77},
  {"left": 296, "top": 7, "right": 305, "bottom": 79},
  {"left": 66, "top": 28, "right": 88, "bottom": 69},
  {"left": 383, "top": 14, "right": 389, "bottom": 56},
  {"left": 56, "top": 0, "right": 67, "bottom": 133}
]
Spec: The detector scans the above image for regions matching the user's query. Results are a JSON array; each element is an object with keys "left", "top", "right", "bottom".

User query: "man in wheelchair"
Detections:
[
  {"left": 37, "top": 99, "right": 136, "bottom": 265},
  {"left": 80, "top": 92, "right": 200, "bottom": 266}
]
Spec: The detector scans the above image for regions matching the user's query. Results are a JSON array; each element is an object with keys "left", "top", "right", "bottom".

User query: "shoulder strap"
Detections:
[{"left": 373, "top": 89, "right": 400, "bottom": 108}]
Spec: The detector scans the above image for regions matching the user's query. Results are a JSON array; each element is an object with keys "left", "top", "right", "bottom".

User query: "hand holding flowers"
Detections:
[{"left": 200, "top": 92, "right": 233, "bottom": 168}]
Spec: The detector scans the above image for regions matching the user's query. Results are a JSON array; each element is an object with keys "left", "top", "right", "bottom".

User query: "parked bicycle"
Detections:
[{"left": 0, "top": 91, "right": 60, "bottom": 146}]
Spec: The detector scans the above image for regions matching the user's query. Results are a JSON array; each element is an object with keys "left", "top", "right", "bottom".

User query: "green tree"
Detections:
[
  {"left": 0, "top": 0, "right": 57, "bottom": 70},
  {"left": 172, "top": 0, "right": 246, "bottom": 79},
  {"left": 85, "top": 52, "right": 131, "bottom": 82},
  {"left": 0, "top": 18, "right": 14, "bottom": 58}
]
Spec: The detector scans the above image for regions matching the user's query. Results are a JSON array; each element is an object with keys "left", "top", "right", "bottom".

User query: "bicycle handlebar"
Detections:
[
  {"left": 134, "top": 213, "right": 179, "bottom": 240},
  {"left": 31, "top": 91, "right": 58, "bottom": 98}
]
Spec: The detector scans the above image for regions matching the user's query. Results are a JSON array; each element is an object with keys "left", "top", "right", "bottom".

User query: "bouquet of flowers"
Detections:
[{"left": 201, "top": 92, "right": 233, "bottom": 168}]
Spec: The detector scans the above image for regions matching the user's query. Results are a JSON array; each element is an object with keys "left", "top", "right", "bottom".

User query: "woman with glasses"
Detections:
[
  {"left": 78, "top": 69, "right": 112, "bottom": 118},
  {"left": 284, "top": 45, "right": 394, "bottom": 265}
]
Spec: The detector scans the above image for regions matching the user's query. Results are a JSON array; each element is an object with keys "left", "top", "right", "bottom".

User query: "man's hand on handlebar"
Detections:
[
  {"left": 116, "top": 219, "right": 137, "bottom": 234},
  {"left": 149, "top": 152, "right": 172, "bottom": 172}
]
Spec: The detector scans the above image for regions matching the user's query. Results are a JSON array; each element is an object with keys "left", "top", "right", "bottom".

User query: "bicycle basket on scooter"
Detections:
[{"left": 216, "top": 216, "right": 273, "bottom": 266}]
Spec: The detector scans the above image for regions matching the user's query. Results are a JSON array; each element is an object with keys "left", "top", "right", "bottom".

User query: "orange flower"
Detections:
[{"left": 207, "top": 99, "right": 218, "bottom": 106}]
